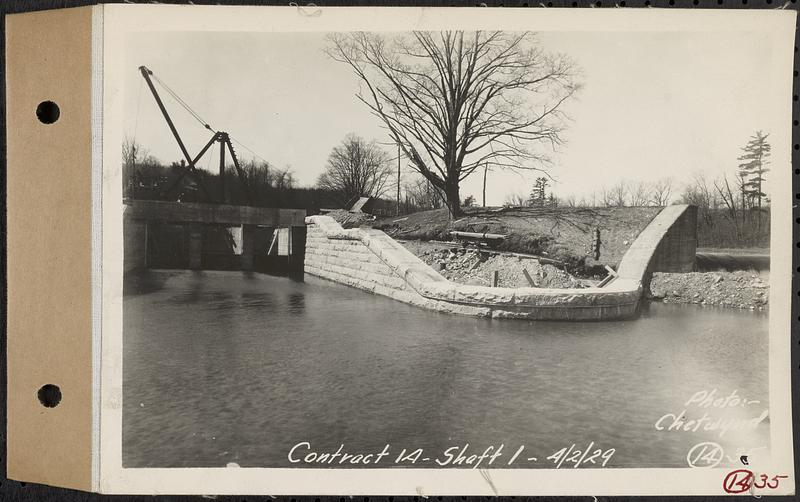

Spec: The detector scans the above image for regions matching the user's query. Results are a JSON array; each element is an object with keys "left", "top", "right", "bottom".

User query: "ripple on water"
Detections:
[{"left": 123, "top": 270, "right": 770, "bottom": 469}]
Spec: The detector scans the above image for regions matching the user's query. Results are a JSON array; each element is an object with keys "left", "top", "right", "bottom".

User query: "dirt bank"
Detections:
[
  {"left": 649, "top": 271, "right": 769, "bottom": 310},
  {"left": 328, "top": 209, "right": 769, "bottom": 310},
  {"left": 402, "top": 240, "right": 595, "bottom": 289},
  {"left": 373, "top": 206, "right": 662, "bottom": 271}
]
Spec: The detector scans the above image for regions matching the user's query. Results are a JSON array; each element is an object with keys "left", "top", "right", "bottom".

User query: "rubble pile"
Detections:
[
  {"left": 649, "top": 271, "right": 769, "bottom": 310},
  {"left": 400, "top": 240, "right": 769, "bottom": 310},
  {"left": 412, "top": 246, "right": 590, "bottom": 289}
]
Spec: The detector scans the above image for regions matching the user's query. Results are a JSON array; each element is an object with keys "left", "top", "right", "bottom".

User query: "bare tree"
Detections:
[
  {"left": 404, "top": 176, "right": 443, "bottom": 210},
  {"left": 241, "top": 159, "right": 276, "bottom": 189},
  {"left": 736, "top": 170, "right": 748, "bottom": 222},
  {"left": 317, "top": 134, "right": 393, "bottom": 205},
  {"left": 240, "top": 159, "right": 296, "bottom": 199},
  {"left": 598, "top": 186, "right": 614, "bottom": 207},
  {"left": 680, "top": 174, "right": 712, "bottom": 209},
  {"left": 122, "top": 136, "right": 144, "bottom": 169},
  {"left": 680, "top": 173, "right": 716, "bottom": 228},
  {"left": 714, "top": 173, "right": 741, "bottom": 240},
  {"left": 327, "top": 31, "right": 580, "bottom": 217},
  {"left": 122, "top": 136, "right": 143, "bottom": 199},
  {"left": 273, "top": 166, "right": 295, "bottom": 191},
  {"left": 609, "top": 181, "right": 628, "bottom": 207},
  {"left": 629, "top": 181, "right": 651, "bottom": 207},
  {"left": 504, "top": 192, "right": 528, "bottom": 207},
  {"left": 561, "top": 194, "right": 577, "bottom": 207},
  {"left": 649, "top": 177, "right": 673, "bottom": 206},
  {"left": 122, "top": 137, "right": 167, "bottom": 198}
]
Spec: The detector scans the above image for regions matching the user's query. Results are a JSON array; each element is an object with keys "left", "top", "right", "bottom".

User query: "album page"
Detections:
[{"left": 98, "top": 5, "right": 795, "bottom": 495}]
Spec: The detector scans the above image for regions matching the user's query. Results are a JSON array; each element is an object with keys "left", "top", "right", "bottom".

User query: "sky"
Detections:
[{"left": 123, "top": 29, "right": 782, "bottom": 205}]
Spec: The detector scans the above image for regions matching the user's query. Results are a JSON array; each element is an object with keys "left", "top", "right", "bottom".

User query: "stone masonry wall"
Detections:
[{"left": 304, "top": 215, "right": 647, "bottom": 321}]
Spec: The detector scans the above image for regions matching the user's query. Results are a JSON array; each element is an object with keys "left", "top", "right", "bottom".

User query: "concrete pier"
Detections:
[
  {"left": 188, "top": 223, "right": 203, "bottom": 270},
  {"left": 241, "top": 225, "right": 256, "bottom": 271}
]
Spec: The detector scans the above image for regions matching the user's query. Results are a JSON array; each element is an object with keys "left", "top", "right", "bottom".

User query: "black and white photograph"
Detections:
[{"left": 99, "top": 5, "right": 794, "bottom": 495}]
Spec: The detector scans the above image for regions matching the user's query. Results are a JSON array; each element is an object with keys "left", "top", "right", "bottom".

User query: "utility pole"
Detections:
[
  {"left": 483, "top": 162, "right": 488, "bottom": 207},
  {"left": 396, "top": 142, "right": 401, "bottom": 216},
  {"left": 219, "top": 132, "right": 226, "bottom": 203}
]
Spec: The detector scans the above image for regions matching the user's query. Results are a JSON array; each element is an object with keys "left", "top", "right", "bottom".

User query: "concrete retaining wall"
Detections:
[
  {"left": 616, "top": 204, "right": 697, "bottom": 288},
  {"left": 305, "top": 204, "right": 696, "bottom": 321}
]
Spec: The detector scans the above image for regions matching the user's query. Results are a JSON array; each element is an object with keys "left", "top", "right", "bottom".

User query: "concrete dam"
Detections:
[
  {"left": 304, "top": 205, "right": 698, "bottom": 321},
  {"left": 124, "top": 199, "right": 307, "bottom": 276}
]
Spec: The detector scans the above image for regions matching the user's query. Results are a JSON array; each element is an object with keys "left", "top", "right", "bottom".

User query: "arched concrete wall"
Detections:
[
  {"left": 304, "top": 204, "right": 696, "bottom": 321},
  {"left": 616, "top": 204, "right": 697, "bottom": 287}
]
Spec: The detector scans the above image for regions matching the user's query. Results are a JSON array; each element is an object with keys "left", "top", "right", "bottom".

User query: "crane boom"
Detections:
[{"left": 137, "top": 65, "right": 251, "bottom": 204}]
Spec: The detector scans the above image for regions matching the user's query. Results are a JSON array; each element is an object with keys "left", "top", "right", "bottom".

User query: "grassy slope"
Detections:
[{"left": 372, "top": 206, "right": 663, "bottom": 270}]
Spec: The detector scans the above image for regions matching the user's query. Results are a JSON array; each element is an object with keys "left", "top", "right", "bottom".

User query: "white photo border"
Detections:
[{"left": 99, "top": 5, "right": 796, "bottom": 495}]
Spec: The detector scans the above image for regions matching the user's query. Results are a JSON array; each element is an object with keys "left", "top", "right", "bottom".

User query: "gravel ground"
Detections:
[
  {"left": 404, "top": 242, "right": 770, "bottom": 310},
  {"left": 649, "top": 271, "right": 769, "bottom": 310},
  {"left": 402, "top": 240, "right": 593, "bottom": 289}
]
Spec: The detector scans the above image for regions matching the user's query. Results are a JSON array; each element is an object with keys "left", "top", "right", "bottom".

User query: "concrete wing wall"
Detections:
[
  {"left": 616, "top": 204, "right": 698, "bottom": 287},
  {"left": 304, "top": 216, "right": 643, "bottom": 321}
]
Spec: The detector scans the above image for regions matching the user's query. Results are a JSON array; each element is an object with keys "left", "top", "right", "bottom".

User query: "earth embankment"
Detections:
[
  {"left": 330, "top": 206, "right": 769, "bottom": 310},
  {"left": 371, "top": 206, "right": 662, "bottom": 271}
]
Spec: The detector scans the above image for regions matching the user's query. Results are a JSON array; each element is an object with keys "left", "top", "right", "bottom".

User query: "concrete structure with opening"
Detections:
[{"left": 124, "top": 200, "right": 306, "bottom": 275}]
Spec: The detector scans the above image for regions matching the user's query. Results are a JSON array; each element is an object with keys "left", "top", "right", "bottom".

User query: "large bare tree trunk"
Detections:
[
  {"left": 445, "top": 181, "right": 462, "bottom": 218},
  {"left": 326, "top": 31, "right": 579, "bottom": 222}
]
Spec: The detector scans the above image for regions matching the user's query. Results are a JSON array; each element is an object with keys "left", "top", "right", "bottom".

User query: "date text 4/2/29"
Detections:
[{"left": 546, "top": 442, "right": 615, "bottom": 468}]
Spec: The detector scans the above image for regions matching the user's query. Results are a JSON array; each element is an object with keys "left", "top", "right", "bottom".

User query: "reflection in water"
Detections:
[
  {"left": 287, "top": 293, "right": 306, "bottom": 314},
  {"left": 123, "top": 270, "right": 770, "bottom": 469}
]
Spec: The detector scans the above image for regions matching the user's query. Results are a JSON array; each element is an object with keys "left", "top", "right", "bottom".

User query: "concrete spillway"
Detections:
[{"left": 304, "top": 205, "right": 697, "bottom": 321}]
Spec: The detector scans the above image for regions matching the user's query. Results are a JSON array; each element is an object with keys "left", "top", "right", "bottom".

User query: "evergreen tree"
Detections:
[
  {"left": 528, "top": 177, "right": 549, "bottom": 207},
  {"left": 737, "top": 130, "right": 771, "bottom": 212}
]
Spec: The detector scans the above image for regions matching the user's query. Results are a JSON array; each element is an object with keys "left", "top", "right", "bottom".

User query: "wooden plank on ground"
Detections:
[{"left": 522, "top": 268, "right": 536, "bottom": 287}]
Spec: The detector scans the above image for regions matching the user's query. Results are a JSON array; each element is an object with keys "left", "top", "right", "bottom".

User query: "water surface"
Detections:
[{"left": 123, "top": 270, "right": 770, "bottom": 469}]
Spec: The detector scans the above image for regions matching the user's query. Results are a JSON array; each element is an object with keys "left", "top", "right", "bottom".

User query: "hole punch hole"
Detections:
[
  {"left": 36, "top": 100, "right": 60, "bottom": 124},
  {"left": 37, "top": 384, "right": 62, "bottom": 408}
]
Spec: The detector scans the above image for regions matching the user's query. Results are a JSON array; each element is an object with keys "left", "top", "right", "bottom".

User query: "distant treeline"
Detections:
[
  {"left": 694, "top": 207, "right": 770, "bottom": 249},
  {"left": 123, "top": 158, "right": 342, "bottom": 211},
  {"left": 122, "top": 158, "right": 425, "bottom": 216},
  {"left": 680, "top": 173, "right": 770, "bottom": 249}
]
